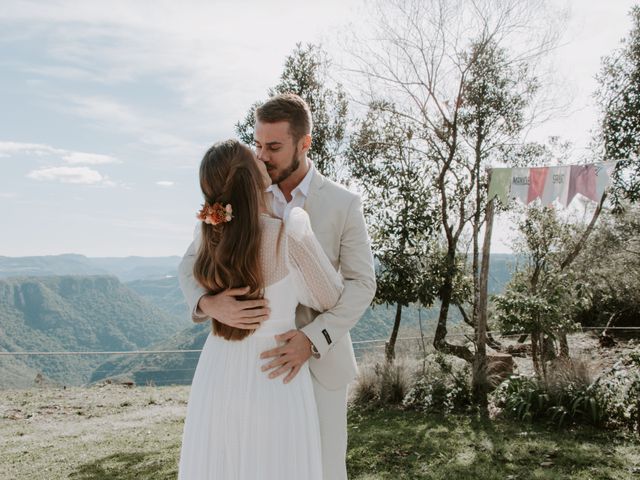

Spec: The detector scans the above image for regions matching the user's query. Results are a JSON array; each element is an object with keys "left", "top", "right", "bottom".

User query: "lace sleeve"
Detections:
[{"left": 286, "top": 208, "right": 344, "bottom": 312}]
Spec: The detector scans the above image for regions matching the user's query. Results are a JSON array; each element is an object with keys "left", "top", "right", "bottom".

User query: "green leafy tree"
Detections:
[
  {"left": 347, "top": 102, "right": 439, "bottom": 362},
  {"left": 596, "top": 6, "right": 640, "bottom": 205},
  {"left": 347, "top": 0, "right": 553, "bottom": 369},
  {"left": 236, "top": 43, "right": 348, "bottom": 179},
  {"left": 570, "top": 203, "right": 640, "bottom": 331},
  {"left": 494, "top": 205, "right": 581, "bottom": 378},
  {"left": 346, "top": 0, "right": 560, "bottom": 415}
]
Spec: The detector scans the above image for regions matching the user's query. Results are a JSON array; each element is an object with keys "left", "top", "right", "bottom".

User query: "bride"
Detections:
[{"left": 177, "top": 139, "right": 343, "bottom": 479}]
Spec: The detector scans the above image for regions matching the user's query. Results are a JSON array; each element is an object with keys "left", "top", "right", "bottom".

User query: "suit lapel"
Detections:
[{"left": 303, "top": 169, "right": 325, "bottom": 217}]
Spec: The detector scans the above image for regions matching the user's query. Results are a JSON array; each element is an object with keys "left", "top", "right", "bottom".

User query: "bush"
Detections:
[
  {"left": 402, "top": 353, "right": 472, "bottom": 414},
  {"left": 490, "top": 354, "right": 640, "bottom": 430},
  {"left": 351, "top": 358, "right": 411, "bottom": 408},
  {"left": 491, "top": 375, "right": 550, "bottom": 422},
  {"left": 546, "top": 357, "right": 606, "bottom": 427},
  {"left": 592, "top": 348, "right": 640, "bottom": 433}
]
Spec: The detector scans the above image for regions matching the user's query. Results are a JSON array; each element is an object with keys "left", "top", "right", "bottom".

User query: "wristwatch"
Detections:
[{"left": 310, "top": 342, "right": 320, "bottom": 359}]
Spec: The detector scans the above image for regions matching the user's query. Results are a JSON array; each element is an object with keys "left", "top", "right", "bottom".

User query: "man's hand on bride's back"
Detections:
[{"left": 197, "top": 286, "right": 270, "bottom": 329}]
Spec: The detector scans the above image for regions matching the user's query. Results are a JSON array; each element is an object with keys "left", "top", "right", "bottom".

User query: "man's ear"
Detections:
[{"left": 299, "top": 134, "right": 312, "bottom": 155}]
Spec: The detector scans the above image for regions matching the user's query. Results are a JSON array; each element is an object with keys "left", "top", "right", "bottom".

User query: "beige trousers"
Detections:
[{"left": 311, "top": 376, "right": 349, "bottom": 480}]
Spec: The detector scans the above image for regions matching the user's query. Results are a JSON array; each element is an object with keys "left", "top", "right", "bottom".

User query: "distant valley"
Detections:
[
  {"left": 0, "top": 253, "right": 518, "bottom": 387},
  {"left": 0, "top": 254, "right": 181, "bottom": 282}
]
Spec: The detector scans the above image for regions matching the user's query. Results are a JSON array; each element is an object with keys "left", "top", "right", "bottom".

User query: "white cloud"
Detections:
[
  {"left": 0, "top": 192, "right": 18, "bottom": 198},
  {"left": 0, "top": 141, "right": 120, "bottom": 164},
  {"left": 27, "top": 166, "right": 105, "bottom": 184},
  {"left": 3, "top": 141, "right": 122, "bottom": 186},
  {"left": 156, "top": 181, "right": 174, "bottom": 187},
  {"left": 0, "top": 1, "right": 353, "bottom": 155},
  {"left": 62, "top": 151, "right": 120, "bottom": 165},
  {"left": 0, "top": 141, "right": 65, "bottom": 156}
]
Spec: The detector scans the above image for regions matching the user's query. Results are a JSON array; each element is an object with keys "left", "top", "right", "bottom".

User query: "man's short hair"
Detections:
[{"left": 255, "top": 93, "right": 312, "bottom": 142}]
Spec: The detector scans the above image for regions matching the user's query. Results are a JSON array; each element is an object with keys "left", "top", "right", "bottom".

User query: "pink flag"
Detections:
[
  {"left": 567, "top": 164, "right": 598, "bottom": 205},
  {"left": 527, "top": 167, "right": 549, "bottom": 204}
]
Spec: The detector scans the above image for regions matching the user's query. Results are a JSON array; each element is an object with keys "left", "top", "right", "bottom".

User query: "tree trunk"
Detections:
[
  {"left": 531, "top": 332, "right": 541, "bottom": 378},
  {"left": 473, "top": 192, "right": 494, "bottom": 418},
  {"left": 558, "top": 331, "right": 569, "bottom": 357},
  {"left": 385, "top": 303, "right": 403, "bottom": 363},
  {"left": 433, "top": 272, "right": 475, "bottom": 362},
  {"left": 560, "top": 192, "right": 607, "bottom": 271},
  {"left": 539, "top": 332, "right": 549, "bottom": 380}
]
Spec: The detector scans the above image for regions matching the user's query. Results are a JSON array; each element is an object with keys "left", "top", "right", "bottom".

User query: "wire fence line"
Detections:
[
  {"left": 1, "top": 327, "right": 637, "bottom": 389},
  {"left": 0, "top": 349, "right": 204, "bottom": 357},
  {"left": 1, "top": 326, "right": 637, "bottom": 357}
]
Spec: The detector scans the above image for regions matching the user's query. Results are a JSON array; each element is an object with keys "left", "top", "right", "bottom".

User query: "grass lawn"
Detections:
[
  {"left": 347, "top": 408, "right": 640, "bottom": 479},
  {"left": 0, "top": 385, "right": 638, "bottom": 479}
]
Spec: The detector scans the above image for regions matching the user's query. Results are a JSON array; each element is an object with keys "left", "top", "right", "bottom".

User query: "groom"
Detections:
[{"left": 178, "top": 93, "right": 376, "bottom": 480}]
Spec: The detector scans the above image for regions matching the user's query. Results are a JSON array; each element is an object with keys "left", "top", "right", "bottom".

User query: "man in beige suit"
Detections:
[{"left": 178, "top": 93, "right": 376, "bottom": 480}]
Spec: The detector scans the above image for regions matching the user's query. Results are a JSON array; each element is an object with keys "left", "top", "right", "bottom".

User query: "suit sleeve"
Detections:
[
  {"left": 177, "top": 223, "right": 210, "bottom": 323},
  {"left": 299, "top": 194, "right": 376, "bottom": 358}
]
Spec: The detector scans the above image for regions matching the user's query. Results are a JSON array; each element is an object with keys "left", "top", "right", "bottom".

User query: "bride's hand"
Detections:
[{"left": 198, "top": 287, "right": 270, "bottom": 329}]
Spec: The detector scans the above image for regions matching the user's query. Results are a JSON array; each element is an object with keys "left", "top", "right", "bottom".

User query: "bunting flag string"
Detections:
[{"left": 488, "top": 161, "right": 619, "bottom": 207}]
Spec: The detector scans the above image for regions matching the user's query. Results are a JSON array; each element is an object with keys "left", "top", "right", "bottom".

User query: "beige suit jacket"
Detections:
[{"left": 178, "top": 171, "right": 376, "bottom": 390}]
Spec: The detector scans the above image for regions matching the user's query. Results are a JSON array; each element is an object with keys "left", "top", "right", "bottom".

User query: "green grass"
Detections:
[
  {"left": 347, "top": 408, "right": 640, "bottom": 479},
  {"left": 1, "top": 385, "right": 638, "bottom": 479}
]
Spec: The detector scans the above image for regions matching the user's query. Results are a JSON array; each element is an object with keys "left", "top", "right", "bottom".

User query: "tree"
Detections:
[
  {"left": 347, "top": 101, "right": 439, "bottom": 362},
  {"left": 346, "top": 0, "right": 555, "bottom": 360},
  {"left": 596, "top": 6, "right": 640, "bottom": 205},
  {"left": 494, "top": 204, "right": 581, "bottom": 379},
  {"left": 570, "top": 203, "right": 640, "bottom": 333},
  {"left": 236, "top": 43, "right": 348, "bottom": 180},
  {"left": 344, "top": 0, "right": 562, "bottom": 414}
]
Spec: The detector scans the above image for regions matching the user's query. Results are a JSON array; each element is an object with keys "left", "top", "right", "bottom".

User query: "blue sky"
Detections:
[{"left": 0, "top": 0, "right": 637, "bottom": 257}]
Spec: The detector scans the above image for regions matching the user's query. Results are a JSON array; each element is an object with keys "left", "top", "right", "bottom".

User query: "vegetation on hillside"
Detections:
[{"left": 0, "top": 275, "right": 187, "bottom": 387}]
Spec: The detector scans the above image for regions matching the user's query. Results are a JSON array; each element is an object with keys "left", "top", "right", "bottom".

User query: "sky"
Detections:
[{"left": 0, "top": 0, "right": 638, "bottom": 257}]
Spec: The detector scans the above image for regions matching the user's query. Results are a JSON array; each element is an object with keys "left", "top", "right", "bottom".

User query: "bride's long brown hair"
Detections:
[{"left": 193, "top": 140, "right": 268, "bottom": 341}]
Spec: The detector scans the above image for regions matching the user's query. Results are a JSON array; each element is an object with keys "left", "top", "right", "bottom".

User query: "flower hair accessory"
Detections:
[{"left": 197, "top": 202, "right": 233, "bottom": 225}]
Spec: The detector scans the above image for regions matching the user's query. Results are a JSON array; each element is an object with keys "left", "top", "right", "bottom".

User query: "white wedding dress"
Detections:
[{"left": 178, "top": 208, "right": 343, "bottom": 480}]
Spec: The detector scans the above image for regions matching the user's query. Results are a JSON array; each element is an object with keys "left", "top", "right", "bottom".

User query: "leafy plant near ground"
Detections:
[
  {"left": 492, "top": 351, "right": 640, "bottom": 432},
  {"left": 352, "top": 353, "right": 473, "bottom": 415},
  {"left": 592, "top": 348, "right": 640, "bottom": 434},
  {"left": 402, "top": 353, "right": 472, "bottom": 415}
]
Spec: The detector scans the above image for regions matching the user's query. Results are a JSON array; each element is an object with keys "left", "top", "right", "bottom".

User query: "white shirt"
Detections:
[{"left": 267, "top": 164, "right": 315, "bottom": 220}]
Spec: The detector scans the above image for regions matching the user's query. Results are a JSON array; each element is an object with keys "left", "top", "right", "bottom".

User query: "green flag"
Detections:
[{"left": 488, "top": 168, "right": 512, "bottom": 203}]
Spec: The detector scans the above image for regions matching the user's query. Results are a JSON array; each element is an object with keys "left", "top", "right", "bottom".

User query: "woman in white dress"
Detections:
[{"left": 178, "top": 139, "right": 343, "bottom": 480}]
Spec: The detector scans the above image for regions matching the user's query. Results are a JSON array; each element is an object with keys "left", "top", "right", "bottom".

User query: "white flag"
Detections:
[
  {"left": 510, "top": 168, "right": 530, "bottom": 204},
  {"left": 541, "top": 165, "right": 571, "bottom": 206}
]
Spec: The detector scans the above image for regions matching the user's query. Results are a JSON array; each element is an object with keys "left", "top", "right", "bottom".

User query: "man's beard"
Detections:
[{"left": 269, "top": 147, "right": 300, "bottom": 185}]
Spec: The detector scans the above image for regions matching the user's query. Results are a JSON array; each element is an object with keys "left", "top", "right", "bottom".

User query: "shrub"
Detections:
[
  {"left": 491, "top": 354, "right": 640, "bottom": 430},
  {"left": 546, "top": 357, "right": 606, "bottom": 427},
  {"left": 351, "top": 358, "right": 411, "bottom": 408},
  {"left": 592, "top": 348, "right": 640, "bottom": 433},
  {"left": 491, "top": 374, "right": 550, "bottom": 422},
  {"left": 402, "top": 353, "right": 472, "bottom": 414}
]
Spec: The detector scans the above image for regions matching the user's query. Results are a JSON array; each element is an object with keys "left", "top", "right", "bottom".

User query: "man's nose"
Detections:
[{"left": 257, "top": 150, "right": 269, "bottom": 163}]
